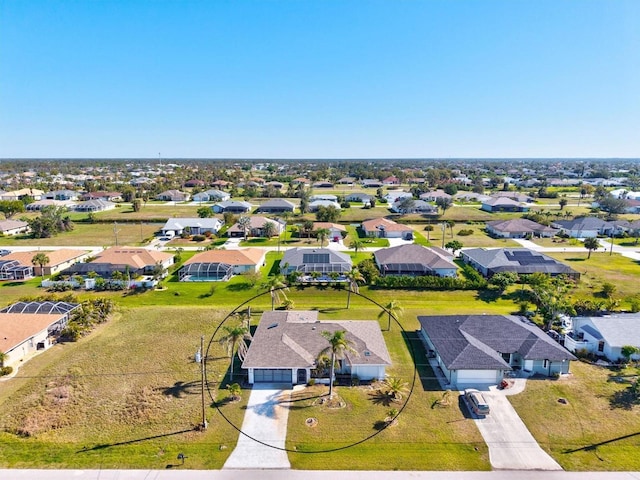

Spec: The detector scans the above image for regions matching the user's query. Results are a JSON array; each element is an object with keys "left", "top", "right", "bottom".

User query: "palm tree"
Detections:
[
  {"left": 0, "top": 351, "right": 8, "bottom": 368},
  {"left": 237, "top": 216, "right": 252, "bottom": 240},
  {"left": 261, "top": 220, "right": 277, "bottom": 238},
  {"left": 219, "top": 325, "right": 251, "bottom": 380},
  {"left": 319, "top": 330, "right": 357, "bottom": 398},
  {"left": 303, "top": 220, "right": 314, "bottom": 239},
  {"left": 584, "top": 237, "right": 600, "bottom": 259},
  {"left": 378, "top": 300, "right": 404, "bottom": 331},
  {"left": 349, "top": 239, "right": 364, "bottom": 254},
  {"left": 31, "top": 252, "right": 50, "bottom": 279},
  {"left": 316, "top": 228, "right": 330, "bottom": 247},
  {"left": 383, "top": 377, "right": 409, "bottom": 402},
  {"left": 262, "top": 274, "right": 289, "bottom": 310},
  {"left": 345, "top": 267, "right": 365, "bottom": 309},
  {"left": 226, "top": 382, "right": 242, "bottom": 401}
]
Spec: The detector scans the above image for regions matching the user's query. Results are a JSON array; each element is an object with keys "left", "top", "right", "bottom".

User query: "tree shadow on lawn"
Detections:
[
  {"left": 226, "top": 282, "right": 254, "bottom": 292},
  {"left": 156, "top": 380, "right": 203, "bottom": 398},
  {"left": 401, "top": 331, "right": 441, "bottom": 391},
  {"left": 77, "top": 427, "right": 195, "bottom": 454},
  {"left": 562, "top": 431, "right": 640, "bottom": 454},
  {"left": 475, "top": 289, "right": 501, "bottom": 304}
]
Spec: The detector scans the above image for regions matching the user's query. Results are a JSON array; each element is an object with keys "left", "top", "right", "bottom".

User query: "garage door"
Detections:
[
  {"left": 457, "top": 369, "right": 497, "bottom": 384},
  {"left": 254, "top": 369, "right": 292, "bottom": 383}
]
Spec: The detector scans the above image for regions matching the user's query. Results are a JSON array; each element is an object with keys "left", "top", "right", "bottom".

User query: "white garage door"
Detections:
[{"left": 457, "top": 369, "right": 497, "bottom": 384}]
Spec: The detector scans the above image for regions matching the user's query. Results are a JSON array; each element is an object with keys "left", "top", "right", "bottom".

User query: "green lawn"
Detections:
[{"left": 509, "top": 361, "right": 640, "bottom": 471}]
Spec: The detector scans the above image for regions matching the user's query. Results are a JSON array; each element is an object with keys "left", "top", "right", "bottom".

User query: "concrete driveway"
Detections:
[
  {"left": 469, "top": 386, "right": 562, "bottom": 471},
  {"left": 223, "top": 384, "right": 291, "bottom": 469}
]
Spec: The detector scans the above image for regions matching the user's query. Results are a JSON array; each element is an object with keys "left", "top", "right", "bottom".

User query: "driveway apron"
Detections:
[
  {"left": 473, "top": 391, "right": 562, "bottom": 470},
  {"left": 223, "top": 384, "right": 291, "bottom": 469}
]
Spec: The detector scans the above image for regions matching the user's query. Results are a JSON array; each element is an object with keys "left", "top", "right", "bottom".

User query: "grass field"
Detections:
[{"left": 509, "top": 361, "right": 640, "bottom": 471}]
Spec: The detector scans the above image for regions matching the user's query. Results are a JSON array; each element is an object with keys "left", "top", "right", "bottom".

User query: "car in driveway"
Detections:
[
  {"left": 0, "top": 249, "right": 11, "bottom": 257},
  {"left": 464, "top": 388, "right": 490, "bottom": 416}
]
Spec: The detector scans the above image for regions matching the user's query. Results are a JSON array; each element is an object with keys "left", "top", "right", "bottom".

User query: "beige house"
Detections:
[
  {"left": 2, "top": 249, "right": 90, "bottom": 276},
  {"left": 178, "top": 248, "right": 266, "bottom": 281},
  {"left": 0, "top": 219, "right": 30, "bottom": 236}
]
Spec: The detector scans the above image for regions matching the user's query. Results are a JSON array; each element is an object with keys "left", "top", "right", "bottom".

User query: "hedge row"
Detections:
[{"left": 373, "top": 275, "right": 487, "bottom": 290}]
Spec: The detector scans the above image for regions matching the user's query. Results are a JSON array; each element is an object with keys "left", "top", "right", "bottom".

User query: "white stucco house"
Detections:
[{"left": 565, "top": 314, "right": 640, "bottom": 362}]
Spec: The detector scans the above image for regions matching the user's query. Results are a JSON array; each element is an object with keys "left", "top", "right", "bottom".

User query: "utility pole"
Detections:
[
  {"left": 113, "top": 222, "right": 119, "bottom": 246},
  {"left": 200, "top": 335, "right": 207, "bottom": 429}
]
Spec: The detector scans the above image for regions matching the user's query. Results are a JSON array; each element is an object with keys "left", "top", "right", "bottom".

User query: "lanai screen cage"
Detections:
[
  {"left": 178, "top": 262, "right": 233, "bottom": 281},
  {"left": 0, "top": 260, "right": 34, "bottom": 281}
]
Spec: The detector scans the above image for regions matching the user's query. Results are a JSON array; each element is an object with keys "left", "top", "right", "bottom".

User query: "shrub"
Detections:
[
  {"left": 373, "top": 275, "right": 486, "bottom": 290},
  {"left": 307, "top": 378, "right": 316, "bottom": 386},
  {"left": 192, "top": 235, "right": 206, "bottom": 242},
  {"left": 458, "top": 229, "right": 474, "bottom": 236},
  {"left": 0, "top": 366, "right": 13, "bottom": 376}
]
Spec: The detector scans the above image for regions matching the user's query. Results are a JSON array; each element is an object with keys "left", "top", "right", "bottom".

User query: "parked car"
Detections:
[
  {"left": 464, "top": 388, "right": 490, "bottom": 416},
  {"left": 0, "top": 249, "right": 11, "bottom": 257}
]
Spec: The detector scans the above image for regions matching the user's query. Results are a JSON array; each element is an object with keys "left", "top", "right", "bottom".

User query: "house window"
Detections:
[{"left": 598, "top": 341, "right": 605, "bottom": 352}]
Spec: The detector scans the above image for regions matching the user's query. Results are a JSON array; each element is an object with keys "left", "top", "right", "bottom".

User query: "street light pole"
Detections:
[{"left": 200, "top": 335, "right": 207, "bottom": 429}]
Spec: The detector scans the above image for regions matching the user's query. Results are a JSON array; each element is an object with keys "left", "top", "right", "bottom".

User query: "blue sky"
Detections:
[{"left": 1, "top": 0, "right": 639, "bottom": 158}]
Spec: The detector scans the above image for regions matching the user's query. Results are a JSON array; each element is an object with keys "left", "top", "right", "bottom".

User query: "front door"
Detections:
[{"left": 297, "top": 369, "right": 307, "bottom": 384}]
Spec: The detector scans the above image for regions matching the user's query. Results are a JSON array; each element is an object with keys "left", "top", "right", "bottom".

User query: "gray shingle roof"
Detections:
[
  {"left": 553, "top": 216, "right": 610, "bottom": 230},
  {"left": 418, "top": 315, "right": 576, "bottom": 370},
  {"left": 462, "top": 248, "right": 578, "bottom": 276},
  {"left": 486, "top": 218, "right": 558, "bottom": 235},
  {"left": 374, "top": 244, "right": 457, "bottom": 271},
  {"left": 242, "top": 310, "right": 391, "bottom": 369}
]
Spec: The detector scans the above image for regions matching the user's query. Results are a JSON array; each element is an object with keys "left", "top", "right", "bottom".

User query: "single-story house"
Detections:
[
  {"left": 80, "top": 191, "right": 122, "bottom": 201},
  {"left": 0, "top": 260, "right": 34, "bottom": 281},
  {"left": 454, "top": 192, "right": 492, "bottom": 203},
  {"left": 308, "top": 200, "right": 341, "bottom": 212},
  {"left": 184, "top": 179, "right": 206, "bottom": 188},
  {"left": 212, "top": 200, "right": 252, "bottom": 214},
  {"left": 0, "top": 219, "right": 30, "bottom": 236},
  {"left": 2, "top": 249, "right": 90, "bottom": 276},
  {"left": 460, "top": 248, "right": 580, "bottom": 280},
  {"left": 551, "top": 216, "right": 616, "bottom": 238},
  {"left": 481, "top": 197, "right": 530, "bottom": 213},
  {"left": 336, "top": 177, "right": 355, "bottom": 186},
  {"left": 210, "top": 180, "right": 232, "bottom": 189},
  {"left": 161, "top": 217, "right": 223, "bottom": 236},
  {"left": 312, "top": 181, "right": 334, "bottom": 188},
  {"left": 345, "top": 192, "right": 375, "bottom": 204},
  {"left": 564, "top": 314, "right": 640, "bottom": 362},
  {"left": 374, "top": 244, "right": 458, "bottom": 277},
  {"left": 178, "top": 248, "right": 266, "bottom": 281},
  {"left": 384, "top": 191, "right": 412, "bottom": 203},
  {"left": 418, "top": 314, "right": 576, "bottom": 387},
  {"left": 310, "top": 194, "right": 338, "bottom": 202},
  {"left": 242, "top": 310, "right": 391, "bottom": 385},
  {"left": 281, "top": 248, "right": 352, "bottom": 276},
  {"left": 486, "top": 218, "right": 558, "bottom": 238},
  {"left": 44, "top": 189, "right": 80, "bottom": 201},
  {"left": 62, "top": 246, "right": 173, "bottom": 278},
  {"left": 390, "top": 198, "right": 436, "bottom": 214},
  {"left": 419, "top": 190, "right": 452, "bottom": 202},
  {"left": 227, "top": 216, "right": 285, "bottom": 238},
  {"left": 312, "top": 222, "right": 346, "bottom": 240},
  {"left": 255, "top": 199, "right": 296, "bottom": 214},
  {"left": 75, "top": 199, "right": 116, "bottom": 212},
  {"left": 192, "top": 189, "right": 230, "bottom": 203},
  {"left": 361, "top": 179, "right": 383, "bottom": 188},
  {"left": 383, "top": 176, "right": 400, "bottom": 186},
  {"left": 361, "top": 218, "right": 414, "bottom": 240},
  {"left": 0, "top": 301, "right": 80, "bottom": 369},
  {"left": 156, "top": 190, "right": 190, "bottom": 202},
  {"left": 0, "top": 188, "right": 45, "bottom": 201},
  {"left": 291, "top": 177, "right": 311, "bottom": 187},
  {"left": 492, "top": 192, "right": 534, "bottom": 203},
  {"left": 26, "top": 199, "right": 75, "bottom": 211}
]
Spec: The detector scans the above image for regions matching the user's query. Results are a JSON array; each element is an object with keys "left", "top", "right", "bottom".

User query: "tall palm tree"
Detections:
[
  {"left": 262, "top": 274, "right": 289, "bottom": 310},
  {"left": 219, "top": 324, "right": 251, "bottom": 380},
  {"left": 584, "top": 237, "right": 600, "bottom": 259},
  {"left": 349, "top": 239, "right": 364, "bottom": 254},
  {"left": 319, "top": 330, "right": 357, "bottom": 398},
  {"left": 237, "top": 216, "right": 252, "bottom": 240},
  {"left": 0, "top": 351, "right": 8, "bottom": 368},
  {"left": 378, "top": 300, "right": 404, "bottom": 331},
  {"left": 31, "top": 252, "right": 50, "bottom": 279},
  {"left": 345, "top": 267, "right": 365, "bottom": 309},
  {"left": 316, "top": 228, "right": 330, "bottom": 247}
]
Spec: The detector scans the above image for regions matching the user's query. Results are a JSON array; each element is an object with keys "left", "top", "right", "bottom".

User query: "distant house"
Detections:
[
  {"left": 390, "top": 198, "right": 436, "bottom": 214},
  {"left": 361, "top": 218, "right": 413, "bottom": 240},
  {"left": 454, "top": 192, "right": 491, "bottom": 203},
  {"left": 0, "top": 301, "right": 81, "bottom": 369},
  {"left": 178, "top": 248, "right": 266, "bottom": 281},
  {"left": 0, "top": 188, "right": 45, "bottom": 201},
  {"left": 255, "top": 199, "right": 296, "bottom": 214},
  {"left": 551, "top": 216, "right": 615, "bottom": 238},
  {"left": 460, "top": 248, "right": 579, "bottom": 279},
  {"left": 281, "top": 248, "right": 352, "bottom": 276},
  {"left": 311, "top": 222, "right": 346, "bottom": 240},
  {"left": 155, "top": 190, "right": 190, "bottom": 202},
  {"left": 481, "top": 197, "right": 529, "bottom": 213},
  {"left": 227, "top": 216, "right": 285, "bottom": 238},
  {"left": 161, "top": 217, "right": 223, "bottom": 236},
  {"left": 27, "top": 199, "right": 74, "bottom": 211},
  {"left": 184, "top": 179, "right": 206, "bottom": 188},
  {"left": 374, "top": 244, "right": 457, "bottom": 277},
  {"left": 384, "top": 191, "right": 412, "bottom": 203},
  {"left": 345, "top": 192, "right": 374, "bottom": 204},
  {"left": 0, "top": 219, "right": 29, "bottom": 236},
  {"left": 312, "top": 181, "right": 334, "bottom": 188},
  {"left": 291, "top": 177, "right": 311, "bottom": 187},
  {"left": 242, "top": 310, "right": 391, "bottom": 385},
  {"left": 212, "top": 200, "right": 252, "bottom": 214},
  {"left": 361, "top": 179, "right": 383, "bottom": 188},
  {"left": 418, "top": 314, "right": 576, "bottom": 387},
  {"left": 565, "top": 314, "right": 640, "bottom": 362},
  {"left": 492, "top": 192, "right": 534, "bottom": 203},
  {"left": 383, "top": 176, "right": 400, "bottom": 186},
  {"left": 336, "top": 177, "right": 356, "bottom": 186},
  {"left": 210, "top": 180, "right": 232, "bottom": 189},
  {"left": 63, "top": 247, "right": 173, "bottom": 278},
  {"left": 192, "top": 189, "right": 230, "bottom": 203},
  {"left": 44, "top": 190, "right": 80, "bottom": 201},
  {"left": 419, "top": 190, "right": 452, "bottom": 202},
  {"left": 3, "top": 249, "right": 90, "bottom": 276},
  {"left": 310, "top": 194, "right": 338, "bottom": 202},
  {"left": 308, "top": 200, "right": 341, "bottom": 212},
  {"left": 80, "top": 191, "right": 122, "bottom": 201},
  {"left": 75, "top": 199, "right": 116, "bottom": 212},
  {"left": 486, "top": 219, "right": 558, "bottom": 238}
]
